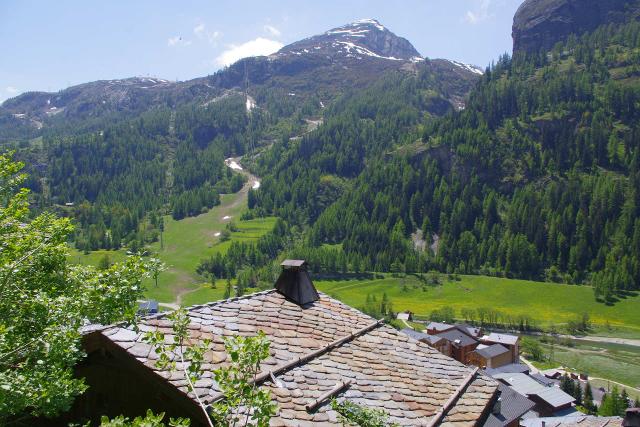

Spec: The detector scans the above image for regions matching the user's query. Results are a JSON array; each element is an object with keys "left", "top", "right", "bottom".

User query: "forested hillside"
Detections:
[
  {"left": 248, "top": 21, "right": 640, "bottom": 300},
  {"left": 20, "top": 95, "right": 262, "bottom": 251},
  {"left": 1, "top": 20, "right": 481, "bottom": 258}
]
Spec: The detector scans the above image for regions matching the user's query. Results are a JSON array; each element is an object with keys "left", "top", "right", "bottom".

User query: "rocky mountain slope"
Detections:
[
  {"left": 513, "top": 0, "right": 640, "bottom": 54},
  {"left": 0, "top": 19, "right": 481, "bottom": 141}
]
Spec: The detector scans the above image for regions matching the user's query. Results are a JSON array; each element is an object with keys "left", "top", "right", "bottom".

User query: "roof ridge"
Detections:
[
  {"left": 88, "top": 289, "right": 280, "bottom": 332},
  {"left": 150, "top": 289, "right": 278, "bottom": 320}
]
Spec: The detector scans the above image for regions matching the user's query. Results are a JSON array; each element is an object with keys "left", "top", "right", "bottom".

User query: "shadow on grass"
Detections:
[
  {"left": 596, "top": 289, "right": 639, "bottom": 306},
  {"left": 314, "top": 272, "right": 376, "bottom": 281}
]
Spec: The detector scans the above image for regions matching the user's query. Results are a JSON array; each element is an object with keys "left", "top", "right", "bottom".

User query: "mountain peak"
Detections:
[
  {"left": 276, "top": 18, "right": 422, "bottom": 62},
  {"left": 327, "top": 18, "right": 387, "bottom": 33}
]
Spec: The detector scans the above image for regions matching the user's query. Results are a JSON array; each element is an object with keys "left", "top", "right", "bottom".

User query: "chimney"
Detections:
[
  {"left": 275, "top": 260, "right": 320, "bottom": 306},
  {"left": 624, "top": 408, "right": 640, "bottom": 427}
]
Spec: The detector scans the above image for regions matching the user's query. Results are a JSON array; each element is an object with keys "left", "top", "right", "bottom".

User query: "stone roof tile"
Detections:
[{"left": 93, "top": 290, "right": 498, "bottom": 425}]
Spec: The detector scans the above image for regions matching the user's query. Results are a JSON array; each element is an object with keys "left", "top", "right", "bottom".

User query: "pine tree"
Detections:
[
  {"left": 584, "top": 381, "right": 596, "bottom": 414},
  {"left": 224, "top": 278, "right": 232, "bottom": 299}
]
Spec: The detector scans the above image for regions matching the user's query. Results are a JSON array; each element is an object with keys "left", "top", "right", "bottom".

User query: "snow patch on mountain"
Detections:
[
  {"left": 449, "top": 60, "right": 484, "bottom": 75},
  {"left": 336, "top": 41, "right": 402, "bottom": 61},
  {"left": 353, "top": 18, "right": 386, "bottom": 31}
]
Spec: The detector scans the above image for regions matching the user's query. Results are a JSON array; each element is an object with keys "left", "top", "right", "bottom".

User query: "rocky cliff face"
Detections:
[{"left": 512, "top": 0, "right": 640, "bottom": 54}]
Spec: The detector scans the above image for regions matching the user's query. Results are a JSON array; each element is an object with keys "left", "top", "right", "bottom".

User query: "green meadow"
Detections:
[
  {"left": 70, "top": 190, "right": 276, "bottom": 304},
  {"left": 315, "top": 275, "right": 640, "bottom": 333},
  {"left": 530, "top": 339, "right": 640, "bottom": 398}
]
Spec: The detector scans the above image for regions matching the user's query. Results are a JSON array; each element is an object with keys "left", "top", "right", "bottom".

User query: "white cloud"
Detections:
[
  {"left": 194, "top": 23, "right": 221, "bottom": 44},
  {"left": 167, "top": 36, "right": 192, "bottom": 47},
  {"left": 464, "top": 0, "right": 493, "bottom": 24},
  {"left": 263, "top": 24, "right": 281, "bottom": 37},
  {"left": 193, "top": 23, "right": 206, "bottom": 36},
  {"left": 6, "top": 86, "right": 18, "bottom": 94},
  {"left": 216, "top": 37, "right": 284, "bottom": 67}
]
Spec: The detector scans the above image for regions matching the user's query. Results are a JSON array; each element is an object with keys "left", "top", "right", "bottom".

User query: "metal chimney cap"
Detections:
[
  {"left": 280, "top": 259, "right": 308, "bottom": 269},
  {"left": 274, "top": 267, "right": 319, "bottom": 306}
]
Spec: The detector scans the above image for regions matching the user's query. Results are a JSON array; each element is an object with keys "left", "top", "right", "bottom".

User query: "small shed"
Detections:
[{"left": 396, "top": 311, "right": 413, "bottom": 321}]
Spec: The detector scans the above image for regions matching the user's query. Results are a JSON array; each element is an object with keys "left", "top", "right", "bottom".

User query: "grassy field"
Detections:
[
  {"left": 530, "top": 339, "right": 640, "bottom": 399},
  {"left": 315, "top": 275, "right": 640, "bottom": 333},
  {"left": 70, "top": 190, "right": 276, "bottom": 303}
]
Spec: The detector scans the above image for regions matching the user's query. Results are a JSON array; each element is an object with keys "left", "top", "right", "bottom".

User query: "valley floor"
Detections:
[{"left": 315, "top": 275, "right": 640, "bottom": 336}]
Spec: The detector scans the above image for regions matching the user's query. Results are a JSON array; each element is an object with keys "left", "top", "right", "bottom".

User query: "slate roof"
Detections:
[
  {"left": 535, "top": 387, "right": 576, "bottom": 409},
  {"left": 483, "top": 384, "right": 535, "bottom": 427},
  {"left": 454, "top": 324, "right": 482, "bottom": 338},
  {"left": 401, "top": 328, "right": 430, "bottom": 341},
  {"left": 520, "top": 415, "right": 623, "bottom": 427},
  {"left": 483, "top": 333, "right": 519, "bottom": 346},
  {"left": 427, "top": 322, "right": 456, "bottom": 332},
  {"left": 437, "top": 329, "right": 479, "bottom": 347},
  {"left": 88, "top": 290, "right": 498, "bottom": 426},
  {"left": 475, "top": 344, "right": 509, "bottom": 359},
  {"left": 401, "top": 328, "right": 444, "bottom": 345},
  {"left": 530, "top": 373, "right": 556, "bottom": 387},
  {"left": 493, "top": 373, "right": 575, "bottom": 409},
  {"left": 484, "top": 363, "right": 530, "bottom": 376}
]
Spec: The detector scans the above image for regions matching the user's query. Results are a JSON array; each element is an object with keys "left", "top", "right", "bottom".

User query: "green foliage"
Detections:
[
  {"left": 197, "top": 218, "right": 289, "bottom": 280},
  {"left": 331, "top": 399, "right": 398, "bottom": 427},
  {"left": 316, "top": 274, "right": 640, "bottom": 331},
  {"left": 599, "top": 385, "right": 630, "bottom": 417},
  {"left": 521, "top": 337, "right": 545, "bottom": 361},
  {"left": 560, "top": 374, "right": 583, "bottom": 406},
  {"left": 147, "top": 256, "right": 166, "bottom": 288},
  {"left": 0, "top": 153, "right": 151, "bottom": 421},
  {"left": 360, "top": 293, "right": 394, "bottom": 320},
  {"left": 143, "top": 309, "right": 276, "bottom": 427},
  {"left": 583, "top": 381, "right": 597, "bottom": 414},
  {"left": 429, "top": 306, "right": 455, "bottom": 323},
  {"left": 98, "top": 409, "right": 190, "bottom": 427},
  {"left": 567, "top": 313, "right": 592, "bottom": 334},
  {"left": 247, "top": 19, "right": 640, "bottom": 300},
  {"left": 210, "top": 332, "right": 276, "bottom": 427}
]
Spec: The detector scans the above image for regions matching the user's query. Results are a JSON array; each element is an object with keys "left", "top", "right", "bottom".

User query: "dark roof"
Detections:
[
  {"left": 87, "top": 290, "right": 499, "bottom": 425},
  {"left": 484, "top": 363, "right": 530, "bottom": 376},
  {"left": 493, "top": 373, "right": 575, "bottom": 409},
  {"left": 401, "top": 328, "right": 429, "bottom": 341},
  {"left": 437, "top": 329, "right": 479, "bottom": 347},
  {"left": 427, "top": 321, "right": 455, "bottom": 332},
  {"left": 483, "top": 384, "right": 536, "bottom": 427},
  {"left": 454, "top": 324, "right": 481, "bottom": 337},
  {"left": 401, "top": 329, "right": 445, "bottom": 345},
  {"left": 521, "top": 415, "right": 624, "bottom": 427},
  {"left": 483, "top": 333, "right": 519, "bottom": 346},
  {"left": 531, "top": 373, "right": 556, "bottom": 387},
  {"left": 475, "top": 344, "right": 510, "bottom": 359}
]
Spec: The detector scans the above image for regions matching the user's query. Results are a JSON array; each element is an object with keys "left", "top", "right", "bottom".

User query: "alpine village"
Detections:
[{"left": 2, "top": 0, "right": 640, "bottom": 426}]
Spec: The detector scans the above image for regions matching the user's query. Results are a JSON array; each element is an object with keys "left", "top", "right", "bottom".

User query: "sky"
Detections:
[{"left": 0, "top": 0, "right": 525, "bottom": 103}]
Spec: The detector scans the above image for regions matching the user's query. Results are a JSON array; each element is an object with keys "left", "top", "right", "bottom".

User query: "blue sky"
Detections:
[{"left": 0, "top": 0, "right": 524, "bottom": 103}]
